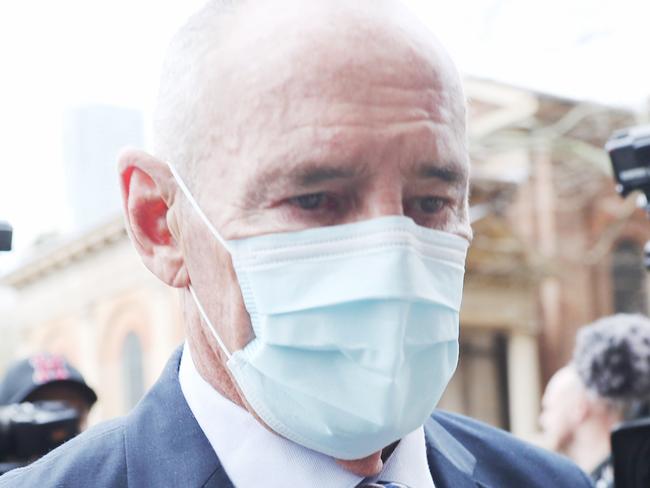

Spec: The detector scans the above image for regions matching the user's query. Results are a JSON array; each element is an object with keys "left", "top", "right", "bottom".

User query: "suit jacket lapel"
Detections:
[
  {"left": 123, "top": 346, "right": 234, "bottom": 487},
  {"left": 121, "top": 347, "right": 491, "bottom": 488},
  {"left": 424, "top": 416, "right": 485, "bottom": 488}
]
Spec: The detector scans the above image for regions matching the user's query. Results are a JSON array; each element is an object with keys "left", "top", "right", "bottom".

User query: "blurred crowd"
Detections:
[{"left": 539, "top": 314, "right": 650, "bottom": 487}]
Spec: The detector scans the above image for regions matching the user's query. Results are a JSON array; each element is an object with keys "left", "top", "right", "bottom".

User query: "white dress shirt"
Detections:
[{"left": 178, "top": 343, "right": 435, "bottom": 488}]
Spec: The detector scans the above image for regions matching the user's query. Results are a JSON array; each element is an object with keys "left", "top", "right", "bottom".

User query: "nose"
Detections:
[{"left": 358, "top": 179, "right": 404, "bottom": 221}]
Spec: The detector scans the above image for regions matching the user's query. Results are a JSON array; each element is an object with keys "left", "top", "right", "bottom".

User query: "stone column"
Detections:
[{"left": 507, "top": 331, "right": 542, "bottom": 441}]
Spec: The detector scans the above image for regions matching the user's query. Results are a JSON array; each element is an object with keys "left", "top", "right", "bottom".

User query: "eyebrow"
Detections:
[
  {"left": 292, "top": 165, "right": 361, "bottom": 186},
  {"left": 415, "top": 163, "right": 467, "bottom": 185},
  {"left": 242, "top": 162, "right": 365, "bottom": 207},
  {"left": 241, "top": 160, "right": 467, "bottom": 207}
]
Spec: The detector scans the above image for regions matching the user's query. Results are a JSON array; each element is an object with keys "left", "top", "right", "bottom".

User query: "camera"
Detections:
[
  {"left": 0, "top": 401, "right": 80, "bottom": 475},
  {"left": 606, "top": 125, "right": 650, "bottom": 200},
  {"left": 0, "top": 221, "right": 11, "bottom": 252},
  {"left": 607, "top": 126, "right": 650, "bottom": 269},
  {"left": 606, "top": 126, "right": 650, "bottom": 488}
]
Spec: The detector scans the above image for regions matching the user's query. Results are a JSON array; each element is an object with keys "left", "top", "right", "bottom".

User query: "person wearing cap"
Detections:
[
  {"left": 0, "top": 1, "right": 592, "bottom": 487},
  {"left": 0, "top": 353, "right": 97, "bottom": 432},
  {"left": 539, "top": 314, "right": 650, "bottom": 487}
]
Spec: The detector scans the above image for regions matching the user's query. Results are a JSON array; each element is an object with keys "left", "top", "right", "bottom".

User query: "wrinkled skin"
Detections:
[{"left": 119, "top": 0, "right": 471, "bottom": 477}]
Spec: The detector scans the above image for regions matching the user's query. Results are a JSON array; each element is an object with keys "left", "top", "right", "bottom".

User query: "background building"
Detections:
[
  {"left": 64, "top": 105, "right": 144, "bottom": 232},
  {"left": 1, "top": 80, "right": 648, "bottom": 439}
]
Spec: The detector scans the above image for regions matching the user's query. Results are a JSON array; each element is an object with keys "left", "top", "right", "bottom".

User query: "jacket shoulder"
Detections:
[
  {"left": 431, "top": 410, "right": 592, "bottom": 488},
  {"left": 0, "top": 417, "right": 128, "bottom": 487}
]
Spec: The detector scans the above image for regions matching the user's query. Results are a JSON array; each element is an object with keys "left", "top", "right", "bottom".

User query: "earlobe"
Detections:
[{"left": 118, "top": 148, "right": 189, "bottom": 288}]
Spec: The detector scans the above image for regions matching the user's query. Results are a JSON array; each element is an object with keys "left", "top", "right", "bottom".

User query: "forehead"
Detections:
[
  {"left": 193, "top": 2, "right": 467, "bottom": 190},
  {"left": 219, "top": 3, "right": 462, "bottom": 110}
]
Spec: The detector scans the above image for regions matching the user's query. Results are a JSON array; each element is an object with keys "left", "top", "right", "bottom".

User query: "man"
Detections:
[
  {"left": 539, "top": 314, "right": 650, "bottom": 487},
  {"left": 1, "top": 1, "right": 592, "bottom": 486},
  {"left": 0, "top": 353, "right": 97, "bottom": 431}
]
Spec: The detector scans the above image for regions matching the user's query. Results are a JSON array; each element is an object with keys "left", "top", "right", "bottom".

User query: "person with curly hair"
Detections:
[{"left": 539, "top": 314, "right": 650, "bottom": 487}]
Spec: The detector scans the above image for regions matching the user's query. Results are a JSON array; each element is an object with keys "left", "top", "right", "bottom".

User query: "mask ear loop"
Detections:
[
  {"left": 166, "top": 161, "right": 230, "bottom": 252},
  {"left": 167, "top": 161, "right": 232, "bottom": 360},
  {"left": 188, "top": 285, "right": 232, "bottom": 360}
]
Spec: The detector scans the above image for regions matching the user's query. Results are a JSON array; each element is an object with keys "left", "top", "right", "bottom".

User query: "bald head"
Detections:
[{"left": 154, "top": 0, "right": 466, "bottom": 187}]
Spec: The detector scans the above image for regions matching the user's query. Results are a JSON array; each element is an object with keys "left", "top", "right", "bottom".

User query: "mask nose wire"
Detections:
[{"left": 166, "top": 161, "right": 233, "bottom": 360}]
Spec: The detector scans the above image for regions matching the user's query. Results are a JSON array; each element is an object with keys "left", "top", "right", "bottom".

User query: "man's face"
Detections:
[
  {"left": 178, "top": 2, "right": 472, "bottom": 358},
  {"left": 118, "top": 1, "right": 473, "bottom": 471},
  {"left": 539, "top": 366, "right": 586, "bottom": 452}
]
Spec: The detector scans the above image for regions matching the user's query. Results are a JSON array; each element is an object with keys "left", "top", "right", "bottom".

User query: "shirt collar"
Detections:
[{"left": 178, "top": 342, "right": 435, "bottom": 488}]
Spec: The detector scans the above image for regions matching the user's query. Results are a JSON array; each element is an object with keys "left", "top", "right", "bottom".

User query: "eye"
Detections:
[
  {"left": 290, "top": 193, "right": 329, "bottom": 211},
  {"left": 413, "top": 197, "right": 448, "bottom": 214}
]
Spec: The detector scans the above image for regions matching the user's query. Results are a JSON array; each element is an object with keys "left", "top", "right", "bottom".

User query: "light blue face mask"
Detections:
[{"left": 168, "top": 162, "right": 469, "bottom": 460}]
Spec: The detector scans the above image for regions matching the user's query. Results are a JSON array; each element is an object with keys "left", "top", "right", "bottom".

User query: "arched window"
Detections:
[
  {"left": 611, "top": 240, "right": 648, "bottom": 314},
  {"left": 121, "top": 332, "right": 145, "bottom": 410}
]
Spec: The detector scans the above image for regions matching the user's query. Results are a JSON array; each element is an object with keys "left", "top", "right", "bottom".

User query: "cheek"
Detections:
[
  {"left": 183, "top": 225, "right": 255, "bottom": 351},
  {"left": 225, "top": 263, "right": 256, "bottom": 349},
  {"left": 540, "top": 403, "right": 564, "bottom": 434},
  {"left": 545, "top": 413, "right": 563, "bottom": 435},
  {"left": 441, "top": 210, "right": 472, "bottom": 240}
]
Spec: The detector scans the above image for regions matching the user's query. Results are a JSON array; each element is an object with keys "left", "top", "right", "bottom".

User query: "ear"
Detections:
[{"left": 117, "top": 148, "right": 189, "bottom": 288}]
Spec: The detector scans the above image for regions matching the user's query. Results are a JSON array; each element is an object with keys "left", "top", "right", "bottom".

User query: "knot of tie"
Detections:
[{"left": 356, "top": 482, "right": 410, "bottom": 488}]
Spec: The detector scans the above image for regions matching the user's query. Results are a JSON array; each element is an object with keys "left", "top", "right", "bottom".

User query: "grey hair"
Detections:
[{"left": 572, "top": 314, "right": 650, "bottom": 418}]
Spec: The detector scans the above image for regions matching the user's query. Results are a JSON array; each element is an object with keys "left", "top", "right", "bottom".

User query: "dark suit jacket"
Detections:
[{"left": 0, "top": 347, "right": 593, "bottom": 487}]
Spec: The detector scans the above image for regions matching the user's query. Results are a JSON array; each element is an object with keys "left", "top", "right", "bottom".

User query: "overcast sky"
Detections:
[{"left": 1, "top": 0, "right": 649, "bottom": 272}]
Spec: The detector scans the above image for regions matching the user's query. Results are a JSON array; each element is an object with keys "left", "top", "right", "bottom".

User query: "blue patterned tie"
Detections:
[{"left": 356, "top": 482, "right": 410, "bottom": 488}]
